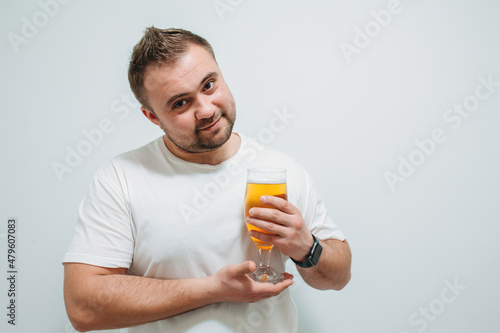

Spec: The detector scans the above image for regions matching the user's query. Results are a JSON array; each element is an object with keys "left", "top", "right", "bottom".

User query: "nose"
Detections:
[{"left": 194, "top": 94, "right": 216, "bottom": 120}]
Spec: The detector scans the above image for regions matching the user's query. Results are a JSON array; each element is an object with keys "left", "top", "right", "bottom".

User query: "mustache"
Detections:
[{"left": 196, "top": 111, "right": 225, "bottom": 131}]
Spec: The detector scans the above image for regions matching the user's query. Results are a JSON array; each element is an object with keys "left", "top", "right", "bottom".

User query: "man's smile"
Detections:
[{"left": 198, "top": 116, "right": 222, "bottom": 132}]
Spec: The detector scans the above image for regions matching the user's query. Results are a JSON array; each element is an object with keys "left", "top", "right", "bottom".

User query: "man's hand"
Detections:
[
  {"left": 213, "top": 261, "right": 294, "bottom": 303},
  {"left": 246, "top": 195, "right": 352, "bottom": 291},
  {"left": 246, "top": 195, "right": 314, "bottom": 262}
]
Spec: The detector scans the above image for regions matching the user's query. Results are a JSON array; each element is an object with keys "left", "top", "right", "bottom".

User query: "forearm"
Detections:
[
  {"left": 65, "top": 270, "right": 218, "bottom": 331},
  {"left": 64, "top": 261, "right": 293, "bottom": 332},
  {"left": 297, "top": 239, "right": 351, "bottom": 290}
]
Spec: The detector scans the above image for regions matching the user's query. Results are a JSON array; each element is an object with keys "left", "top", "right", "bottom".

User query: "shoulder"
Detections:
[
  {"left": 94, "top": 137, "right": 163, "bottom": 181},
  {"left": 113, "top": 136, "right": 163, "bottom": 164}
]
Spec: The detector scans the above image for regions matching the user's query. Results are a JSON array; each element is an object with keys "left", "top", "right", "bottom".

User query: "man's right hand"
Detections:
[{"left": 211, "top": 261, "right": 294, "bottom": 303}]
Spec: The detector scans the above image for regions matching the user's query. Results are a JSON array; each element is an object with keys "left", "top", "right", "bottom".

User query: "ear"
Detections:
[{"left": 141, "top": 106, "right": 160, "bottom": 126}]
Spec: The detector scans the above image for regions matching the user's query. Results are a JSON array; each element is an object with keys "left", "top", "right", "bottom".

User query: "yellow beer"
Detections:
[
  {"left": 244, "top": 168, "right": 287, "bottom": 283},
  {"left": 244, "top": 182, "right": 287, "bottom": 250}
]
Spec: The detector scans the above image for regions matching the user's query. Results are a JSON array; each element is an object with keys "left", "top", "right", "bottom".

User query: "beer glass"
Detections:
[{"left": 244, "top": 168, "right": 286, "bottom": 283}]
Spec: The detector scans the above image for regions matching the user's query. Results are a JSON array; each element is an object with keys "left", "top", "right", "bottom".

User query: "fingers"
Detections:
[
  {"left": 246, "top": 206, "right": 289, "bottom": 242},
  {"left": 268, "top": 274, "right": 294, "bottom": 291},
  {"left": 248, "top": 208, "right": 287, "bottom": 227},
  {"left": 228, "top": 261, "right": 295, "bottom": 286},
  {"left": 246, "top": 212, "right": 286, "bottom": 245},
  {"left": 252, "top": 274, "right": 294, "bottom": 293},
  {"left": 248, "top": 229, "right": 279, "bottom": 246},
  {"left": 247, "top": 196, "right": 298, "bottom": 227},
  {"left": 259, "top": 195, "right": 297, "bottom": 214},
  {"left": 217, "top": 262, "right": 294, "bottom": 303}
]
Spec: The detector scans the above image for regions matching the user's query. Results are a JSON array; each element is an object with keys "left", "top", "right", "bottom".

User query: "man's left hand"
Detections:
[{"left": 246, "top": 195, "right": 314, "bottom": 262}]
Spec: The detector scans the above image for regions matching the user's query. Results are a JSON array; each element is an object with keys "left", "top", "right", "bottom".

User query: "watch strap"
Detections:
[{"left": 291, "top": 234, "right": 323, "bottom": 268}]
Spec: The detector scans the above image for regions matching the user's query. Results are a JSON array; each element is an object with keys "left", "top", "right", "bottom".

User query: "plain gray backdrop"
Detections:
[{"left": 1, "top": 0, "right": 499, "bottom": 332}]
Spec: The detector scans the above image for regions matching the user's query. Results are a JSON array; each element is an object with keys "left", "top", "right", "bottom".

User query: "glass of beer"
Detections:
[{"left": 244, "top": 167, "right": 287, "bottom": 283}]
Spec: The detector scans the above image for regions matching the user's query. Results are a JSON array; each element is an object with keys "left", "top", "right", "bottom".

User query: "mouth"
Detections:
[{"left": 199, "top": 116, "right": 222, "bottom": 132}]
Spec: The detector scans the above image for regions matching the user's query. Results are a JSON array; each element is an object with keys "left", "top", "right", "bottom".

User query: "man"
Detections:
[{"left": 63, "top": 27, "right": 351, "bottom": 332}]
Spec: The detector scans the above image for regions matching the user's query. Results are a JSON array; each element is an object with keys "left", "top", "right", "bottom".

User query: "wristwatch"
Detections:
[{"left": 291, "top": 234, "right": 323, "bottom": 268}]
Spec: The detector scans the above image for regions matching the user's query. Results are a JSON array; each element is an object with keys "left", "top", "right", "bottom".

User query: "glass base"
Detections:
[{"left": 251, "top": 267, "right": 284, "bottom": 283}]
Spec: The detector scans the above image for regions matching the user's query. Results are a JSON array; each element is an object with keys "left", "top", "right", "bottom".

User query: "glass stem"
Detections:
[{"left": 258, "top": 247, "right": 272, "bottom": 268}]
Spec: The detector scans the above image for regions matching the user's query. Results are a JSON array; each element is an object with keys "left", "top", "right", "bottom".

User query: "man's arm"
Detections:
[
  {"left": 296, "top": 239, "right": 351, "bottom": 290},
  {"left": 247, "top": 195, "right": 352, "bottom": 290},
  {"left": 64, "top": 261, "right": 293, "bottom": 332}
]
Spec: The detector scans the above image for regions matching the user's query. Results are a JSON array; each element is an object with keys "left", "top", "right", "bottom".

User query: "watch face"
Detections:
[{"left": 311, "top": 239, "right": 323, "bottom": 265}]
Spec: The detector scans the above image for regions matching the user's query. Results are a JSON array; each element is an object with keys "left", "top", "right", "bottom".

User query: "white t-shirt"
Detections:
[{"left": 63, "top": 134, "right": 345, "bottom": 333}]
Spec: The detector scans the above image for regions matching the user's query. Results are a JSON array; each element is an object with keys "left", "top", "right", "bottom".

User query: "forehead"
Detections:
[{"left": 143, "top": 45, "right": 219, "bottom": 98}]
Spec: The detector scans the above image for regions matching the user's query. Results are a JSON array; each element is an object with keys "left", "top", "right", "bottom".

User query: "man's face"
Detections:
[{"left": 141, "top": 45, "right": 236, "bottom": 154}]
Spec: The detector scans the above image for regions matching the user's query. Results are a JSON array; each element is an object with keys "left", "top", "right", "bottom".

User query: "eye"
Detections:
[
  {"left": 173, "top": 99, "right": 187, "bottom": 109},
  {"left": 203, "top": 80, "right": 214, "bottom": 92}
]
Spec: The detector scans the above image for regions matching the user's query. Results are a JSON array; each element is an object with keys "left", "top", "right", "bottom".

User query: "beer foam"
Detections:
[{"left": 247, "top": 179, "right": 286, "bottom": 184}]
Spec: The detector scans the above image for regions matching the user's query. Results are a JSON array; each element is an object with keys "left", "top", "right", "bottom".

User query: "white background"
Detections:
[{"left": 1, "top": 0, "right": 499, "bottom": 332}]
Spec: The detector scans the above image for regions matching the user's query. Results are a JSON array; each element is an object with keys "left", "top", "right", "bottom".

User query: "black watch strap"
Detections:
[{"left": 291, "top": 234, "right": 323, "bottom": 268}]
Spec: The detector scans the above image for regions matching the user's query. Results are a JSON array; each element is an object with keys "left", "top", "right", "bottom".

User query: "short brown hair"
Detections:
[{"left": 128, "top": 27, "right": 215, "bottom": 111}]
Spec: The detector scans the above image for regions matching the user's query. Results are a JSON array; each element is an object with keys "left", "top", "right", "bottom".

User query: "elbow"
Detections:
[
  {"left": 332, "top": 271, "right": 351, "bottom": 291},
  {"left": 305, "top": 270, "right": 351, "bottom": 291},
  {"left": 317, "top": 273, "right": 351, "bottom": 291},
  {"left": 332, "top": 241, "right": 352, "bottom": 291},
  {"left": 333, "top": 257, "right": 352, "bottom": 291},
  {"left": 70, "top": 322, "right": 90, "bottom": 333},
  {"left": 66, "top": 304, "right": 99, "bottom": 332},
  {"left": 66, "top": 310, "right": 93, "bottom": 332},
  {"left": 63, "top": 263, "right": 115, "bottom": 332},
  {"left": 64, "top": 296, "right": 99, "bottom": 332}
]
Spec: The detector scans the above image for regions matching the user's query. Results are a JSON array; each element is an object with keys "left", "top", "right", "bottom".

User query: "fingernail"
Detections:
[
  {"left": 260, "top": 196, "right": 267, "bottom": 203},
  {"left": 249, "top": 208, "right": 254, "bottom": 215}
]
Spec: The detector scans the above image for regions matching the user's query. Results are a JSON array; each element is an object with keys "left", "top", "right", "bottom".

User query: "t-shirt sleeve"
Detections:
[
  {"left": 294, "top": 167, "right": 346, "bottom": 242},
  {"left": 62, "top": 162, "right": 134, "bottom": 268}
]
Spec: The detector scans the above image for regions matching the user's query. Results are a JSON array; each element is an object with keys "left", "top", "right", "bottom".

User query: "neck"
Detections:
[{"left": 163, "top": 133, "right": 241, "bottom": 165}]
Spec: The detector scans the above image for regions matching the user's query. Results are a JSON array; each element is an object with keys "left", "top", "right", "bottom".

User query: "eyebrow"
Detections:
[{"left": 166, "top": 71, "right": 218, "bottom": 108}]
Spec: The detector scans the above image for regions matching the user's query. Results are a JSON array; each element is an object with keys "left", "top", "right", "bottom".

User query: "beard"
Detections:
[{"left": 162, "top": 106, "right": 236, "bottom": 154}]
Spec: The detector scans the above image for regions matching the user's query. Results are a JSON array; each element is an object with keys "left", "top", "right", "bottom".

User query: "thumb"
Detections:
[{"left": 231, "top": 261, "right": 256, "bottom": 277}]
